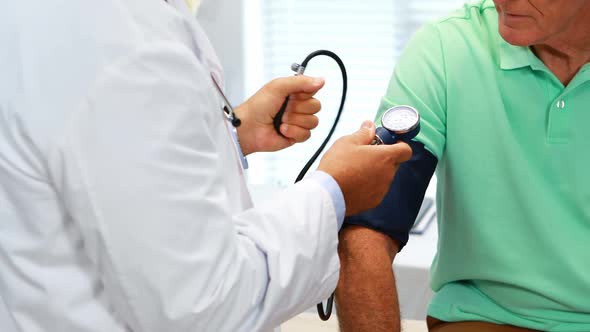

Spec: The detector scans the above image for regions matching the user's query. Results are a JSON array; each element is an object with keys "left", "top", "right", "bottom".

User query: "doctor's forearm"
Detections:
[{"left": 336, "top": 226, "right": 401, "bottom": 332}]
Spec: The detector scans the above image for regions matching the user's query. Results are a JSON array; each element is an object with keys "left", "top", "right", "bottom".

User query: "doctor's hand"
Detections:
[
  {"left": 318, "top": 121, "right": 413, "bottom": 216},
  {"left": 234, "top": 76, "right": 325, "bottom": 155}
]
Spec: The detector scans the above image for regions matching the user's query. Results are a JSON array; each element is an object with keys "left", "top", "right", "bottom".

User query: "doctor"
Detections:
[{"left": 0, "top": 1, "right": 412, "bottom": 332}]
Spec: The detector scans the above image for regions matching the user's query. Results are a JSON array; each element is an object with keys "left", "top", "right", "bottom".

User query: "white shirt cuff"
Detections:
[{"left": 305, "top": 171, "right": 345, "bottom": 230}]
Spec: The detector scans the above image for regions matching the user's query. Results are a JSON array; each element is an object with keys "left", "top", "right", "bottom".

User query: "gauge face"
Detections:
[{"left": 381, "top": 105, "right": 420, "bottom": 133}]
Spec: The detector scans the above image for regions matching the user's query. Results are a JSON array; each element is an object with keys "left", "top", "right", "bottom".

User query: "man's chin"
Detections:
[{"left": 498, "top": 25, "right": 535, "bottom": 47}]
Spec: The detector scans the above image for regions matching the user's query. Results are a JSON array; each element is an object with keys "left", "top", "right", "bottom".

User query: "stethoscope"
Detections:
[
  {"left": 212, "top": 51, "right": 421, "bottom": 321},
  {"left": 210, "top": 74, "right": 242, "bottom": 128},
  {"left": 211, "top": 69, "right": 420, "bottom": 146},
  {"left": 165, "top": 0, "right": 423, "bottom": 323}
]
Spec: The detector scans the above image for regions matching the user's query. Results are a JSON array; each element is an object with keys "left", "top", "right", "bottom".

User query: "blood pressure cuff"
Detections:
[{"left": 343, "top": 140, "right": 437, "bottom": 251}]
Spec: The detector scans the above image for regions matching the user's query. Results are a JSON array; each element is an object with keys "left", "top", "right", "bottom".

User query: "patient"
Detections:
[{"left": 336, "top": 0, "right": 590, "bottom": 331}]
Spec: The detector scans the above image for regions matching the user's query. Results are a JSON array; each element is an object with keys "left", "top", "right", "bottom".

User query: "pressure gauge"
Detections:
[{"left": 372, "top": 105, "right": 421, "bottom": 145}]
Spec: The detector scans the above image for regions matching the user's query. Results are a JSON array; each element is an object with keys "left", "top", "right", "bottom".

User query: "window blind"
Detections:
[{"left": 245, "top": 0, "right": 465, "bottom": 187}]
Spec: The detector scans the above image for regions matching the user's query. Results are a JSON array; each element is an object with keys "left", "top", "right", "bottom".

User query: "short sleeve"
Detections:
[{"left": 377, "top": 24, "right": 447, "bottom": 159}]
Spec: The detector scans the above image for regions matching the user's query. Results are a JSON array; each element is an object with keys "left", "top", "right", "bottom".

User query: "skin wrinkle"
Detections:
[
  {"left": 495, "top": 0, "right": 590, "bottom": 84},
  {"left": 527, "top": 0, "right": 544, "bottom": 17},
  {"left": 336, "top": 2, "right": 590, "bottom": 332}
]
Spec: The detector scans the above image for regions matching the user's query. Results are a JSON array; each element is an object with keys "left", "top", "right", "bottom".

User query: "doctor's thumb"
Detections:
[{"left": 347, "top": 120, "right": 376, "bottom": 145}]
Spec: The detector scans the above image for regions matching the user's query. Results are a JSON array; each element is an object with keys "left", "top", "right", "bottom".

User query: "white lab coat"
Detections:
[{"left": 0, "top": 1, "right": 340, "bottom": 331}]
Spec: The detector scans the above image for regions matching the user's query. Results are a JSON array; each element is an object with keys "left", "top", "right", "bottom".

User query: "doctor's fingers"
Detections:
[
  {"left": 289, "top": 90, "right": 321, "bottom": 100},
  {"left": 285, "top": 98, "right": 322, "bottom": 115},
  {"left": 369, "top": 142, "right": 413, "bottom": 165},
  {"left": 281, "top": 112, "right": 319, "bottom": 130},
  {"left": 267, "top": 75, "right": 325, "bottom": 97},
  {"left": 279, "top": 124, "right": 313, "bottom": 143}
]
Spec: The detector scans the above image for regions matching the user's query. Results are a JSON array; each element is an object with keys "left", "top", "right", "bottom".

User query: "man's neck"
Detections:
[{"left": 532, "top": 4, "right": 590, "bottom": 85}]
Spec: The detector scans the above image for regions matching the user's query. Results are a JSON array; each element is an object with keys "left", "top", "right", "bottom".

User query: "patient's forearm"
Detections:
[{"left": 335, "top": 226, "right": 401, "bottom": 332}]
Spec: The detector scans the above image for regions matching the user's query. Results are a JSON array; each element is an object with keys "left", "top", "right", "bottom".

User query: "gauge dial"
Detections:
[{"left": 381, "top": 105, "right": 420, "bottom": 134}]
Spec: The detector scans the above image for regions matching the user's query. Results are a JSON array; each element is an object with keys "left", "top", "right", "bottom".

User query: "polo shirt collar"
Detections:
[
  {"left": 498, "top": 37, "right": 540, "bottom": 70},
  {"left": 499, "top": 37, "right": 590, "bottom": 88}
]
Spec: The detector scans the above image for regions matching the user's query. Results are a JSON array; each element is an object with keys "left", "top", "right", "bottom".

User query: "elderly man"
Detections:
[{"left": 337, "top": 0, "right": 590, "bottom": 331}]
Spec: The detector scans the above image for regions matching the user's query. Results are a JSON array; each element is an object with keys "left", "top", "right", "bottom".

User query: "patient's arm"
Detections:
[
  {"left": 336, "top": 140, "right": 437, "bottom": 332},
  {"left": 336, "top": 226, "right": 401, "bottom": 332}
]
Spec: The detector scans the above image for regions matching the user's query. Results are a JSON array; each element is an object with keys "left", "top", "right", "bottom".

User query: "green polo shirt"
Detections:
[{"left": 377, "top": 1, "right": 590, "bottom": 330}]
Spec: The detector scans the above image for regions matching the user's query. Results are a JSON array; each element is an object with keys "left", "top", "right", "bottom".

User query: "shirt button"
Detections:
[{"left": 557, "top": 100, "right": 565, "bottom": 109}]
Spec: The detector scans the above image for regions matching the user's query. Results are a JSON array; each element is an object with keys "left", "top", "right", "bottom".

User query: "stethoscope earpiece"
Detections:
[
  {"left": 231, "top": 117, "right": 241, "bottom": 128},
  {"left": 212, "top": 75, "right": 241, "bottom": 128}
]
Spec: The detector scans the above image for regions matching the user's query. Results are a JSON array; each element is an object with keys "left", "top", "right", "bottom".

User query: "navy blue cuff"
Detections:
[{"left": 344, "top": 140, "right": 437, "bottom": 251}]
